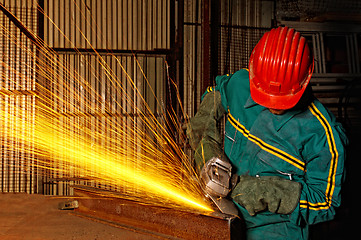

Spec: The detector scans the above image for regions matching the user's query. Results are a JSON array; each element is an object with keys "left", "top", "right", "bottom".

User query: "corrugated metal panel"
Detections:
[
  {"left": 44, "top": 0, "right": 171, "bottom": 195},
  {"left": 1, "top": 0, "right": 171, "bottom": 196},
  {"left": 0, "top": 95, "right": 36, "bottom": 193},
  {"left": 0, "top": 0, "right": 38, "bottom": 193},
  {"left": 41, "top": 0, "right": 171, "bottom": 195},
  {"left": 42, "top": 53, "right": 167, "bottom": 195},
  {"left": 44, "top": 0, "right": 170, "bottom": 50}
]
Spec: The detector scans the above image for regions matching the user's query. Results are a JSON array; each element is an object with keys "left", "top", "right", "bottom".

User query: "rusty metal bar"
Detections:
[{"left": 73, "top": 186, "right": 245, "bottom": 240}]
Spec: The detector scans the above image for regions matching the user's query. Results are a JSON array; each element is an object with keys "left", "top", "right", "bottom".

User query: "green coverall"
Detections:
[{"left": 199, "top": 69, "right": 347, "bottom": 239}]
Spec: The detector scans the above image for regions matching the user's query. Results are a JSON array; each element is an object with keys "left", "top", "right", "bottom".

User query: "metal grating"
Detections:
[
  {"left": 218, "top": 0, "right": 272, "bottom": 74},
  {"left": 277, "top": 0, "right": 361, "bottom": 19},
  {"left": 219, "top": 27, "right": 268, "bottom": 74}
]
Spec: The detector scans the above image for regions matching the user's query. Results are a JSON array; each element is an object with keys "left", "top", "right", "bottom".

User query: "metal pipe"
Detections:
[
  {"left": 319, "top": 33, "right": 326, "bottom": 74},
  {"left": 316, "top": 33, "right": 323, "bottom": 74},
  {"left": 312, "top": 34, "right": 319, "bottom": 73},
  {"left": 346, "top": 35, "right": 353, "bottom": 74},
  {"left": 353, "top": 33, "right": 360, "bottom": 73}
]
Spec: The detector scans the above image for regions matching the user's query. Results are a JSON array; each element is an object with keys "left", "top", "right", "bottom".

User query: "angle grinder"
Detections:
[{"left": 200, "top": 156, "right": 239, "bottom": 216}]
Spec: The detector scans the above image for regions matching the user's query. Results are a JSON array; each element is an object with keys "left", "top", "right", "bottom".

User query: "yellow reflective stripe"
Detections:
[
  {"left": 228, "top": 111, "right": 305, "bottom": 171},
  {"left": 300, "top": 103, "right": 339, "bottom": 210},
  {"left": 207, "top": 86, "right": 214, "bottom": 93},
  {"left": 300, "top": 200, "right": 330, "bottom": 210}
]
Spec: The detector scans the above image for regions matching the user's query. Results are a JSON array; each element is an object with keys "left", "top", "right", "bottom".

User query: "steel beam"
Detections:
[
  {"left": 0, "top": 3, "right": 39, "bottom": 44},
  {"left": 201, "top": 0, "right": 211, "bottom": 93},
  {"left": 73, "top": 186, "right": 245, "bottom": 240}
]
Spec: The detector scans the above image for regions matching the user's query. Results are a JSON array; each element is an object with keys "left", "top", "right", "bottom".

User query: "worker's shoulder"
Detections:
[
  {"left": 300, "top": 99, "right": 342, "bottom": 133},
  {"left": 295, "top": 99, "right": 348, "bottom": 152},
  {"left": 215, "top": 68, "right": 249, "bottom": 88},
  {"left": 308, "top": 99, "right": 336, "bottom": 123}
]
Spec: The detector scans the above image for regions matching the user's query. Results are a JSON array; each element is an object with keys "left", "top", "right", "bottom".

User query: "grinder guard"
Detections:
[{"left": 200, "top": 156, "right": 239, "bottom": 216}]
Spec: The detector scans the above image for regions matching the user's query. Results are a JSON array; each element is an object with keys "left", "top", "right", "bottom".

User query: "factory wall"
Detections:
[
  {"left": 0, "top": 0, "right": 38, "bottom": 193},
  {"left": 1, "top": 2, "right": 360, "bottom": 223},
  {"left": 0, "top": 0, "right": 171, "bottom": 195},
  {"left": 182, "top": 0, "right": 273, "bottom": 117},
  {"left": 43, "top": 0, "right": 170, "bottom": 50},
  {"left": 40, "top": 53, "right": 168, "bottom": 195},
  {"left": 183, "top": 0, "right": 361, "bottom": 125},
  {"left": 41, "top": 0, "right": 171, "bottom": 195}
]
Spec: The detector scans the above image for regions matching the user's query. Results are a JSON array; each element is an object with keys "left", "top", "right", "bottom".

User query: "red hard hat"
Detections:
[{"left": 249, "top": 26, "right": 314, "bottom": 110}]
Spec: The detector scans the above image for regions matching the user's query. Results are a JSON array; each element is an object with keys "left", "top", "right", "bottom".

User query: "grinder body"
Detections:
[{"left": 200, "top": 156, "right": 239, "bottom": 215}]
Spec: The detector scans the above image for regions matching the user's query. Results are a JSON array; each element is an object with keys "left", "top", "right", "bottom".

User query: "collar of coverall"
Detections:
[{"left": 244, "top": 95, "right": 303, "bottom": 131}]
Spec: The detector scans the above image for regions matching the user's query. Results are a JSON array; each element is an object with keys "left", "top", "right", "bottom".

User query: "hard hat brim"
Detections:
[{"left": 249, "top": 78, "right": 307, "bottom": 110}]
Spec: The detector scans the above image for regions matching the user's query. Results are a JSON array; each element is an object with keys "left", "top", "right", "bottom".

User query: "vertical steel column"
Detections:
[
  {"left": 36, "top": 0, "right": 44, "bottom": 194},
  {"left": 211, "top": 0, "right": 220, "bottom": 82},
  {"left": 166, "top": 0, "right": 184, "bottom": 144},
  {"left": 176, "top": 0, "right": 184, "bottom": 113},
  {"left": 352, "top": 33, "right": 360, "bottom": 73},
  {"left": 201, "top": 0, "right": 210, "bottom": 92}
]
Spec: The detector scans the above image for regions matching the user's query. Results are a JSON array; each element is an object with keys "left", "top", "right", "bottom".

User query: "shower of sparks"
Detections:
[{"left": 0, "top": 3, "right": 214, "bottom": 213}]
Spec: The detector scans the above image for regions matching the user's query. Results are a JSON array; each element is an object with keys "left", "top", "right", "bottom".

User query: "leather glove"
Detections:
[
  {"left": 194, "top": 136, "right": 227, "bottom": 173},
  {"left": 185, "top": 91, "right": 226, "bottom": 150},
  {"left": 231, "top": 175, "right": 301, "bottom": 216},
  {"left": 184, "top": 91, "right": 226, "bottom": 172}
]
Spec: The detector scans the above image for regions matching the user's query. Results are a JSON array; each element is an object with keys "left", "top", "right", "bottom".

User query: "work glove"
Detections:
[
  {"left": 231, "top": 175, "right": 301, "bottom": 216},
  {"left": 185, "top": 91, "right": 226, "bottom": 150},
  {"left": 184, "top": 91, "right": 226, "bottom": 171},
  {"left": 193, "top": 136, "right": 226, "bottom": 173}
]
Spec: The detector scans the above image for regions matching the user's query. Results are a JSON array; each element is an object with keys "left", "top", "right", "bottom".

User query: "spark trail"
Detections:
[{"left": 0, "top": 2, "right": 213, "bottom": 213}]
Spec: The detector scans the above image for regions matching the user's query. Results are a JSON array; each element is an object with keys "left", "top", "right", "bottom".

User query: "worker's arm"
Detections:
[
  {"left": 290, "top": 108, "right": 347, "bottom": 225},
  {"left": 185, "top": 90, "right": 226, "bottom": 172}
]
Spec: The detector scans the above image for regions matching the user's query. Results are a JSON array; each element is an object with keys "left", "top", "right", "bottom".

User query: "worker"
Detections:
[{"left": 186, "top": 26, "right": 347, "bottom": 239}]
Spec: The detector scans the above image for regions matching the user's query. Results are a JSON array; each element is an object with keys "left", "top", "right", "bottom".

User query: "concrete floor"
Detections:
[{"left": 0, "top": 193, "right": 163, "bottom": 240}]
